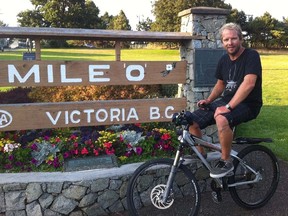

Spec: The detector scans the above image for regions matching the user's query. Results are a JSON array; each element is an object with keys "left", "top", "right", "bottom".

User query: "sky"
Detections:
[{"left": 0, "top": 0, "right": 287, "bottom": 30}]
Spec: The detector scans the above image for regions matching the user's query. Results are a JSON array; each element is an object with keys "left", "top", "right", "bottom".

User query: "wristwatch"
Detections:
[{"left": 225, "top": 104, "right": 232, "bottom": 111}]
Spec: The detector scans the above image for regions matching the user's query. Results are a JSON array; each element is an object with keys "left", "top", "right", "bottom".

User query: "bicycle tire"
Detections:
[
  {"left": 126, "top": 158, "right": 201, "bottom": 216},
  {"left": 229, "top": 145, "right": 280, "bottom": 209}
]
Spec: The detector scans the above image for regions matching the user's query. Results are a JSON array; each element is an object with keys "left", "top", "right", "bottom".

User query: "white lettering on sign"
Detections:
[
  {"left": 7, "top": 64, "right": 150, "bottom": 84},
  {"left": 44, "top": 106, "right": 177, "bottom": 126},
  {"left": 89, "top": 65, "right": 110, "bottom": 82},
  {"left": 47, "top": 65, "right": 54, "bottom": 83},
  {"left": 126, "top": 65, "right": 145, "bottom": 81},
  {"left": 150, "top": 106, "right": 175, "bottom": 119},
  {"left": 61, "top": 65, "right": 82, "bottom": 83},
  {"left": 150, "top": 107, "right": 160, "bottom": 119},
  {"left": 46, "top": 112, "right": 61, "bottom": 125},
  {"left": 165, "top": 106, "right": 174, "bottom": 118},
  {"left": 0, "top": 110, "right": 13, "bottom": 128},
  {"left": 8, "top": 65, "right": 40, "bottom": 83},
  {"left": 45, "top": 108, "right": 139, "bottom": 125}
]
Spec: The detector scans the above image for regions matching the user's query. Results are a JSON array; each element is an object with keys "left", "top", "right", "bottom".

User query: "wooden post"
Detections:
[
  {"left": 115, "top": 41, "right": 121, "bottom": 61},
  {"left": 34, "top": 38, "right": 41, "bottom": 60}
]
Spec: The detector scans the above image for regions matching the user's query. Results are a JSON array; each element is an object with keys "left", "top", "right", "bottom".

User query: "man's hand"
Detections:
[
  {"left": 197, "top": 99, "right": 211, "bottom": 109},
  {"left": 214, "top": 105, "right": 231, "bottom": 118}
]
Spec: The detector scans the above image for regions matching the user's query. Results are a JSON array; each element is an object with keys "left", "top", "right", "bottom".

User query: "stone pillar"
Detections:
[{"left": 178, "top": 7, "right": 230, "bottom": 142}]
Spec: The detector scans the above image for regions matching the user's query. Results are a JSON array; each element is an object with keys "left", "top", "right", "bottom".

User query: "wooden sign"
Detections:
[
  {"left": 0, "top": 60, "right": 186, "bottom": 87},
  {"left": 0, "top": 98, "right": 186, "bottom": 131}
]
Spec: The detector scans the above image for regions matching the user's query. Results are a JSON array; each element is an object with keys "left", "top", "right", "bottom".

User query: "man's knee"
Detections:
[
  {"left": 215, "top": 115, "right": 230, "bottom": 133},
  {"left": 189, "top": 122, "right": 200, "bottom": 131}
]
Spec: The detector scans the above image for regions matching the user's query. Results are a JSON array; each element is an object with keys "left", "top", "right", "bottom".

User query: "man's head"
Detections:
[{"left": 220, "top": 23, "right": 244, "bottom": 57}]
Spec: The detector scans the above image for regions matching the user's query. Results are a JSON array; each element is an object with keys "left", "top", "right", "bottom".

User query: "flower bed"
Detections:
[{"left": 0, "top": 122, "right": 184, "bottom": 173}]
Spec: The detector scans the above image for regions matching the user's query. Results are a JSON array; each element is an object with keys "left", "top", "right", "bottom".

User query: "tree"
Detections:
[
  {"left": 136, "top": 17, "right": 153, "bottom": 31},
  {"left": 248, "top": 12, "right": 277, "bottom": 48},
  {"left": 227, "top": 9, "right": 248, "bottom": 30},
  {"left": 17, "top": 0, "right": 103, "bottom": 29},
  {"left": 151, "top": 0, "right": 231, "bottom": 32},
  {"left": 110, "top": 10, "right": 131, "bottom": 30},
  {"left": 100, "top": 12, "right": 114, "bottom": 30}
]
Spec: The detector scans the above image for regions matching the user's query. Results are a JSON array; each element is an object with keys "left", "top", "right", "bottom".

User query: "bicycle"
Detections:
[{"left": 126, "top": 110, "right": 280, "bottom": 216}]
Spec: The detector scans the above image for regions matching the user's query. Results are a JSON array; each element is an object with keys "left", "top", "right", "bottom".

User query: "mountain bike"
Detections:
[{"left": 126, "top": 110, "right": 280, "bottom": 216}]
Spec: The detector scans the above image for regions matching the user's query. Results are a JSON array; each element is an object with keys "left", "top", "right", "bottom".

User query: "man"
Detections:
[{"left": 189, "top": 22, "right": 262, "bottom": 178}]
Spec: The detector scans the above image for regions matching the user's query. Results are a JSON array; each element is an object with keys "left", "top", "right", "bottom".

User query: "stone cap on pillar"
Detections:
[{"left": 178, "top": 6, "right": 230, "bottom": 17}]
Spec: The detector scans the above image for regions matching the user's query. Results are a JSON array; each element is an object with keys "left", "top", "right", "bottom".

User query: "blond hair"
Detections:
[{"left": 219, "top": 23, "right": 243, "bottom": 41}]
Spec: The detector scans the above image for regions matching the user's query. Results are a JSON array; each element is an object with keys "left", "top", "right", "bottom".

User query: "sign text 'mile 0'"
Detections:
[{"left": 0, "top": 61, "right": 186, "bottom": 86}]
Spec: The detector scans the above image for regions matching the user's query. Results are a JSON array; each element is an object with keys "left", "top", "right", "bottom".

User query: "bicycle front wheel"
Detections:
[
  {"left": 229, "top": 145, "right": 280, "bottom": 209},
  {"left": 126, "top": 158, "right": 201, "bottom": 216}
]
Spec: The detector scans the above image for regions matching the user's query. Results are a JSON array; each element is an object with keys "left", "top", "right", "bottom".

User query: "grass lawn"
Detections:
[
  {"left": 1, "top": 48, "right": 288, "bottom": 161},
  {"left": 237, "top": 53, "right": 288, "bottom": 161}
]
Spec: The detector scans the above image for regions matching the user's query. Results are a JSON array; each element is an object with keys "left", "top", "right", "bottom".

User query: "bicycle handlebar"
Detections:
[{"left": 172, "top": 110, "right": 194, "bottom": 126}]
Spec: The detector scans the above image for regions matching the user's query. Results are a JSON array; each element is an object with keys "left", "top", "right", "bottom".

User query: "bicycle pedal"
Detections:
[{"left": 211, "top": 191, "right": 222, "bottom": 203}]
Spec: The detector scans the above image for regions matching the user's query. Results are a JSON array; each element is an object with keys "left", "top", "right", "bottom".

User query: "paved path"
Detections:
[{"left": 110, "top": 159, "right": 288, "bottom": 216}]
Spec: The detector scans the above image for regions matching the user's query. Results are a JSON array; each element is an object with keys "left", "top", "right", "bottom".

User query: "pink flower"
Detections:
[
  {"left": 105, "top": 148, "right": 115, "bottom": 155},
  {"left": 74, "top": 149, "right": 79, "bottom": 155},
  {"left": 119, "top": 134, "right": 124, "bottom": 142},
  {"left": 104, "top": 142, "right": 112, "bottom": 148},
  {"left": 70, "top": 134, "right": 77, "bottom": 140},
  {"left": 85, "top": 139, "right": 92, "bottom": 145},
  {"left": 161, "top": 133, "right": 171, "bottom": 140},
  {"left": 81, "top": 147, "right": 89, "bottom": 155},
  {"left": 93, "top": 149, "right": 99, "bottom": 156}
]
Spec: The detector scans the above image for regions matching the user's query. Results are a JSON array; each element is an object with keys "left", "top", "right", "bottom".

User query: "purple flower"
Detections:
[
  {"left": 15, "top": 161, "right": 23, "bottom": 167},
  {"left": 53, "top": 157, "right": 61, "bottom": 168},
  {"left": 63, "top": 152, "right": 70, "bottom": 159},
  {"left": 125, "top": 151, "right": 133, "bottom": 157},
  {"left": 8, "top": 155, "right": 14, "bottom": 161},
  {"left": 30, "top": 143, "right": 38, "bottom": 151},
  {"left": 31, "top": 158, "right": 38, "bottom": 165},
  {"left": 135, "top": 147, "right": 143, "bottom": 155},
  {"left": 4, "top": 164, "right": 13, "bottom": 169},
  {"left": 44, "top": 136, "right": 50, "bottom": 141}
]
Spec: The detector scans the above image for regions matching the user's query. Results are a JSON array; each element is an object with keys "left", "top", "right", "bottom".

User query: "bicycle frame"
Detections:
[{"left": 160, "top": 125, "right": 264, "bottom": 203}]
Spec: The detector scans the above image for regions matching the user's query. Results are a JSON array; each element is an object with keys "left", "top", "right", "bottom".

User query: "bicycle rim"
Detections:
[
  {"left": 126, "top": 158, "right": 201, "bottom": 216},
  {"left": 229, "top": 145, "right": 280, "bottom": 209}
]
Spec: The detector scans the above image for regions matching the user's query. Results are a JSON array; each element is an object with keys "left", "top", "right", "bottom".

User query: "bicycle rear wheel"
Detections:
[
  {"left": 126, "top": 158, "right": 201, "bottom": 216},
  {"left": 229, "top": 145, "right": 280, "bottom": 209}
]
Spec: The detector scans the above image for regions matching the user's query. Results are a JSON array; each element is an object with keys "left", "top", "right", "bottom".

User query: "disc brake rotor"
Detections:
[{"left": 150, "top": 184, "right": 174, "bottom": 209}]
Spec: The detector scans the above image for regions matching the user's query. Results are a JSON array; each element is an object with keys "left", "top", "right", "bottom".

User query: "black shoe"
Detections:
[{"left": 210, "top": 159, "right": 234, "bottom": 178}]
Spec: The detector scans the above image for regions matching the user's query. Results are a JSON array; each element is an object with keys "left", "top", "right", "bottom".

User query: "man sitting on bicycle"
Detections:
[{"left": 189, "top": 22, "right": 262, "bottom": 178}]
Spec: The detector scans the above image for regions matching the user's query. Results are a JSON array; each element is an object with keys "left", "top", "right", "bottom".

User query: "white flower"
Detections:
[{"left": 3, "top": 143, "right": 21, "bottom": 153}]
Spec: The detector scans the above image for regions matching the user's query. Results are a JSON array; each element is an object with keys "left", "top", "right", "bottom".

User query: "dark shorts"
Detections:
[{"left": 191, "top": 98, "right": 259, "bottom": 129}]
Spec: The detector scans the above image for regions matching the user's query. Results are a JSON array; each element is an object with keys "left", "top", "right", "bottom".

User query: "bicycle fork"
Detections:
[{"left": 160, "top": 148, "right": 183, "bottom": 203}]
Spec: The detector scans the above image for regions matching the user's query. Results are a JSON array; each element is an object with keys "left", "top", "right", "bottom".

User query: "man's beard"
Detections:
[{"left": 229, "top": 45, "right": 241, "bottom": 56}]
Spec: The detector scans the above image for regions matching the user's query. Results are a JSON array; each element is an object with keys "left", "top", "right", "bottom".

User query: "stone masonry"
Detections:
[
  {"left": 0, "top": 160, "right": 210, "bottom": 216},
  {"left": 178, "top": 7, "right": 230, "bottom": 142}
]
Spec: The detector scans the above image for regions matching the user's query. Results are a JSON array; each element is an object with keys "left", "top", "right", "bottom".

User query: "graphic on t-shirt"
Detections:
[{"left": 226, "top": 64, "right": 237, "bottom": 91}]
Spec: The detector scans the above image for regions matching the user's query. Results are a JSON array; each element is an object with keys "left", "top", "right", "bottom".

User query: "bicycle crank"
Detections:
[
  {"left": 211, "top": 179, "right": 222, "bottom": 203},
  {"left": 150, "top": 184, "right": 174, "bottom": 209}
]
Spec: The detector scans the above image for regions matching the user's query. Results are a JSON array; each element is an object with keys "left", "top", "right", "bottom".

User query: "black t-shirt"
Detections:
[{"left": 215, "top": 48, "right": 262, "bottom": 114}]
